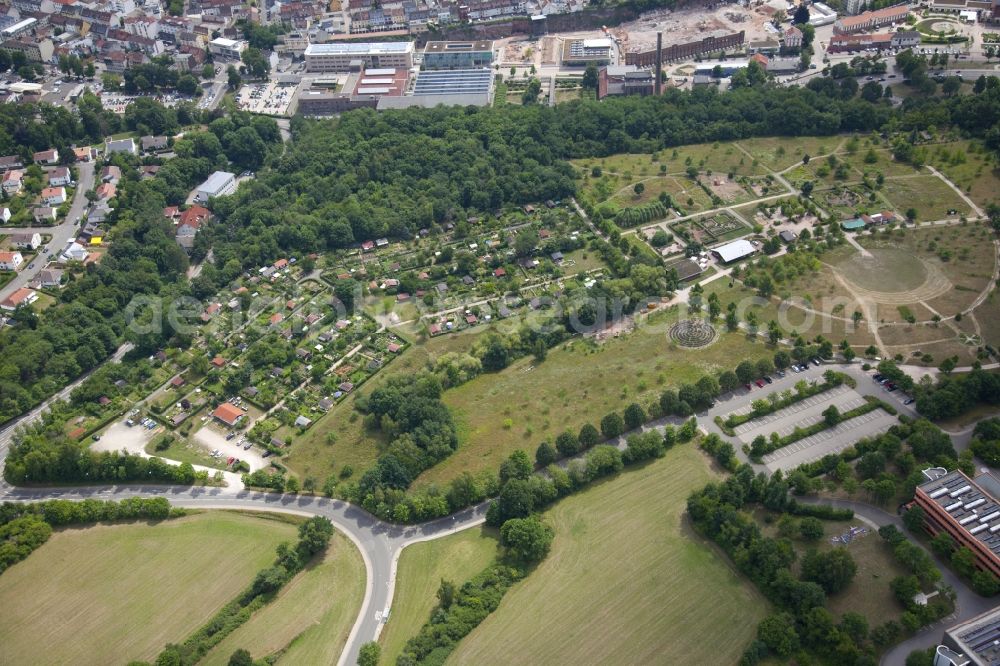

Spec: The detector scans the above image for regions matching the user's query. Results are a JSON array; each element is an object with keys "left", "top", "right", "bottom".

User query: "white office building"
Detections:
[
  {"left": 304, "top": 42, "right": 415, "bottom": 72},
  {"left": 208, "top": 37, "right": 247, "bottom": 60}
]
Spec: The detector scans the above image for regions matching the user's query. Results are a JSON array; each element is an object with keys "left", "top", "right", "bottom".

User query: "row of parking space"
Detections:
[
  {"left": 731, "top": 385, "right": 852, "bottom": 434},
  {"left": 735, "top": 389, "right": 863, "bottom": 445},
  {"left": 767, "top": 397, "right": 868, "bottom": 440},
  {"left": 762, "top": 409, "right": 898, "bottom": 473}
]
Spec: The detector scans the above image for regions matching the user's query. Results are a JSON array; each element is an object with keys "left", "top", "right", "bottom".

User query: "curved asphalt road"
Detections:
[
  {"left": 0, "top": 479, "right": 489, "bottom": 666},
  {"left": 0, "top": 360, "right": 986, "bottom": 665}
]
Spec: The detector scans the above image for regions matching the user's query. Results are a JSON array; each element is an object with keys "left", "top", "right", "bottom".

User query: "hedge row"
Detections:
[
  {"left": 0, "top": 497, "right": 178, "bottom": 576},
  {"left": 724, "top": 374, "right": 844, "bottom": 429},
  {"left": 153, "top": 516, "right": 334, "bottom": 666},
  {"left": 750, "top": 401, "right": 883, "bottom": 460}
]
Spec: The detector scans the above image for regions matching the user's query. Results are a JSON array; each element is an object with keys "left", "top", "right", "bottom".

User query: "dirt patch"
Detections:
[{"left": 706, "top": 177, "right": 746, "bottom": 202}]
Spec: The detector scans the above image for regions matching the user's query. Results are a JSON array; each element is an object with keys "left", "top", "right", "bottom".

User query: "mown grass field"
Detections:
[
  {"left": 417, "top": 325, "right": 774, "bottom": 488},
  {"left": 0, "top": 512, "right": 297, "bottom": 666},
  {"left": 447, "top": 445, "right": 768, "bottom": 665},
  {"left": 380, "top": 528, "right": 500, "bottom": 663},
  {"left": 201, "top": 530, "right": 366, "bottom": 665}
]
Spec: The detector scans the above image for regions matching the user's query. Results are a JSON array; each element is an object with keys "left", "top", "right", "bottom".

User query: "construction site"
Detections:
[{"left": 495, "top": 0, "right": 788, "bottom": 71}]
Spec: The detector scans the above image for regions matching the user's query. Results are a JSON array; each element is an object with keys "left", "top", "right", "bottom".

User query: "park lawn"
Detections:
[
  {"left": 701, "top": 279, "right": 879, "bottom": 348},
  {"left": 857, "top": 225, "right": 996, "bottom": 317},
  {"left": 879, "top": 174, "right": 973, "bottom": 222},
  {"left": 380, "top": 527, "right": 500, "bottom": 663},
  {"left": 807, "top": 521, "right": 909, "bottom": 627},
  {"left": 923, "top": 140, "right": 1000, "bottom": 208},
  {"left": 284, "top": 327, "right": 487, "bottom": 481},
  {"left": 201, "top": 530, "right": 365, "bottom": 666},
  {"left": 849, "top": 148, "right": 925, "bottom": 179},
  {"left": 974, "top": 290, "right": 1000, "bottom": 348},
  {"left": 415, "top": 325, "right": 773, "bottom": 488},
  {"left": 447, "top": 445, "right": 768, "bottom": 665},
  {"left": 737, "top": 135, "right": 844, "bottom": 171},
  {"left": 667, "top": 141, "right": 769, "bottom": 177},
  {"left": 0, "top": 512, "right": 297, "bottom": 666},
  {"left": 560, "top": 248, "right": 607, "bottom": 276},
  {"left": 608, "top": 174, "right": 708, "bottom": 210},
  {"left": 757, "top": 514, "right": 907, "bottom": 629}
]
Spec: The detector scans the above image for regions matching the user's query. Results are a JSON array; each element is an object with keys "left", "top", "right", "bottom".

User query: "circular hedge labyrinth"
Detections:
[{"left": 669, "top": 319, "right": 718, "bottom": 348}]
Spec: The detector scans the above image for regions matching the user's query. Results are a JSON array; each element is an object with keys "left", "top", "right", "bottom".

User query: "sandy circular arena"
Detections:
[{"left": 834, "top": 248, "right": 952, "bottom": 305}]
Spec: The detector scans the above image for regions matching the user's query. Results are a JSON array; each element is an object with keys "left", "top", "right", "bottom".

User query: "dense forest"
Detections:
[{"left": 207, "top": 76, "right": 1000, "bottom": 271}]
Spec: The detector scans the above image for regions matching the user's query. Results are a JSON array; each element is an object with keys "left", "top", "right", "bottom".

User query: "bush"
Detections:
[
  {"left": 535, "top": 441, "right": 556, "bottom": 466},
  {"left": 500, "top": 516, "right": 554, "bottom": 562}
]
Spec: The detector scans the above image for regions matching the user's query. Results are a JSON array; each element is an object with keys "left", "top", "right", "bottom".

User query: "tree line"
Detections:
[
  {"left": 0, "top": 497, "right": 176, "bottom": 575},
  {"left": 146, "top": 516, "right": 334, "bottom": 666}
]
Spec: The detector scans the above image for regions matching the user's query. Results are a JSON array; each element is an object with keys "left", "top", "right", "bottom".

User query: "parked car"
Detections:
[
  {"left": 763, "top": 376, "right": 773, "bottom": 384},
  {"left": 755, "top": 379, "right": 766, "bottom": 388},
  {"left": 227, "top": 456, "right": 235, "bottom": 466},
  {"left": 226, "top": 432, "right": 236, "bottom": 440},
  {"left": 745, "top": 383, "right": 753, "bottom": 391},
  {"left": 776, "top": 370, "right": 786, "bottom": 378},
  {"left": 810, "top": 358, "right": 821, "bottom": 366},
  {"left": 904, "top": 398, "right": 915, "bottom": 405},
  {"left": 91, "top": 434, "right": 101, "bottom": 441},
  {"left": 873, "top": 373, "right": 884, "bottom": 382}
]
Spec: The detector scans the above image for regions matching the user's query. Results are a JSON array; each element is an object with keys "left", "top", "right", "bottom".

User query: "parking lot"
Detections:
[
  {"left": 235, "top": 81, "right": 297, "bottom": 115},
  {"left": 721, "top": 377, "right": 900, "bottom": 474},
  {"left": 730, "top": 384, "right": 858, "bottom": 443},
  {"left": 761, "top": 407, "right": 897, "bottom": 473}
]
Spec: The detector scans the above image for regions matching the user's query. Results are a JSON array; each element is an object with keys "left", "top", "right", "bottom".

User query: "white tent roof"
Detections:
[{"left": 713, "top": 239, "right": 755, "bottom": 263}]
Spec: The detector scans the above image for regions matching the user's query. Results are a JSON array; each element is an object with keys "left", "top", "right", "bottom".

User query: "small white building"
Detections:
[
  {"left": 0, "top": 251, "right": 24, "bottom": 271},
  {"left": 61, "top": 241, "right": 88, "bottom": 263},
  {"left": 9, "top": 232, "right": 41, "bottom": 250},
  {"left": 41, "top": 186, "right": 67, "bottom": 206},
  {"left": 105, "top": 137, "right": 137, "bottom": 155},
  {"left": 0, "top": 207, "right": 9, "bottom": 223},
  {"left": 48, "top": 166, "right": 72, "bottom": 187},
  {"left": 195, "top": 171, "right": 237, "bottom": 203},
  {"left": 0, "top": 287, "right": 37, "bottom": 310}
]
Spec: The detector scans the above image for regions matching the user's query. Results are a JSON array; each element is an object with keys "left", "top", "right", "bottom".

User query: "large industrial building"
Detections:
[
  {"left": 935, "top": 606, "right": 1000, "bottom": 666},
  {"left": 834, "top": 3, "right": 909, "bottom": 33},
  {"left": 422, "top": 41, "right": 494, "bottom": 70},
  {"left": 304, "top": 42, "right": 415, "bottom": 72},
  {"left": 914, "top": 469, "right": 1000, "bottom": 577},
  {"left": 378, "top": 68, "right": 493, "bottom": 109},
  {"left": 298, "top": 66, "right": 410, "bottom": 115}
]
